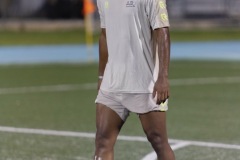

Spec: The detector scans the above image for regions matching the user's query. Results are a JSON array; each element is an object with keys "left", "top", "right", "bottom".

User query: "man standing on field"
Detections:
[{"left": 94, "top": 0, "right": 175, "bottom": 159}]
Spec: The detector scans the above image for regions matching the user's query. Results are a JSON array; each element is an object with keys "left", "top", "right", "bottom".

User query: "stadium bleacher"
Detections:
[{"left": 168, "top": 0, "right": 240, "bottom": 19}]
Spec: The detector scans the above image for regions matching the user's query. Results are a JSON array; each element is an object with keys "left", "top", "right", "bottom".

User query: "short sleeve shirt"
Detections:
[{"left": 97, "top": 0, "right": 170, "bottom": 93}]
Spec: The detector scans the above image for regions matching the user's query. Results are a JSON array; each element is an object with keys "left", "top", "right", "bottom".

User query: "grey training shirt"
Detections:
[{"left": 97, "top": 0, "right": 170, "bottom": 93}]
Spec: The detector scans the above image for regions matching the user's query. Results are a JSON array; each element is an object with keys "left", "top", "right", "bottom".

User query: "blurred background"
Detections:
[
  {"left": 0, "top": 0, "right": 240, "bottom": 160},
  {"left": 0, "top": 0, "right": 84, "bottom": 19},
  {"left": 0, "top": 0, "right": 240, "bottom": 31}
]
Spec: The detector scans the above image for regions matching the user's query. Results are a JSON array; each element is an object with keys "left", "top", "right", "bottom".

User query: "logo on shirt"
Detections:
[
  {"left": 159, "top": 99, "right": 168, "bottom": 111},
  {"left": 159, "top": 1, "right": 166, "bottom": 9},
  {"left": 126, "top": 1, "right": 135, "bottom": 7},
  {"left": 161, "top": 13, "right": 168, "bottom": 21},
  {"left": 105, "top": 0, "right": 109, "bottom": 9}
]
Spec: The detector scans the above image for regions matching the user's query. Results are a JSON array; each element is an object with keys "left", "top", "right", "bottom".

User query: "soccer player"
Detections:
[{"left": 94, "top": 0, "right": 175, "bottom": 159}]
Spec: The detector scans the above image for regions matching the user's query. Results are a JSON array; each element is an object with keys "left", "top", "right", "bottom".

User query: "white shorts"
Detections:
[{"left": 95, "top": 90, "right": 168, "bottom": 121}]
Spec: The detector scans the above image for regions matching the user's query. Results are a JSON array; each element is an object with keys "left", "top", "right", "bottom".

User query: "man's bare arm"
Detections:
[
  {"left": 98, "top": 28, "right": 108, "bottom": 90},
  {"left": 152, "top": 27, "right": 171, "bottom": 104}
]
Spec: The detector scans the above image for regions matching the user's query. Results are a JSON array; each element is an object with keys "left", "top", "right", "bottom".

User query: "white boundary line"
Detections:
[
  {"left": 0, "top": 84, "right": 95, "bottom": 95},
  {"left": 0, "top": 126, "right": 240, "bottom": 151},
  {"left": 170, "top": 76, "right": 240, "bottom": 86},
  {"left": 1, "top": 76, "right": 240, "bottom": 95},
  {"left": 0, "top": 126, "right": 96, "bottom": 138},
  {"left": 142, "top": 142, "right": 191, "bottom": 160}
]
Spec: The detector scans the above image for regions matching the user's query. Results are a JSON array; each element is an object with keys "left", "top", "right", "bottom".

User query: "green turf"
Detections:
[
  {"left": 170, "top": 29, "right": 240, "bottom": 41},
  {"left": 0, "top": 29, "right": 240, "bottom": 45},
  {"left": 1, "top": 132, "right": 240, "bottom": 160},
  {"left": 0, "top": 64, "right": 98, "bottom": 88},
  {"left": 0, "top": 29, "right": 99, "bottom": 46},
  {"left": 0, "top": 61, "right": 240, "bottom": 159},
  {"left": 0, "top": 133, "right": 95, "bottom": 160},
  {"left": 0, "top": 132, "right": 154, "bottom": 160},
  {"left": 174, "top": 146, "right": 240, "bottom": 160}
]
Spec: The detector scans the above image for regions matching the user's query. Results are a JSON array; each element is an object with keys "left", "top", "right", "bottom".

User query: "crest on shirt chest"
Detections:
[
  {"left": 122, "top": 0, "right": 138, "bottom": 16},
  {"left": 103, "top": 0, "right": 137, "bottom": 9},
  {"left": 126, "top": 0, "right": 136, "bottom": 7}
]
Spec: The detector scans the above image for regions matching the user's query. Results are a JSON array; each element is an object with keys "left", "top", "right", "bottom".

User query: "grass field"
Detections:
[
  {"left": 0, "top": 61, "right": 240, "bottom": 160},
  {"left": 0, "top": 28, "right": 240, "bottom": 159}
]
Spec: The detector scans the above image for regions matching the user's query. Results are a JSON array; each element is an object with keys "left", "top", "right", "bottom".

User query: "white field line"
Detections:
[
  {"left": 141, "top": 142, "right": 191, "bottom": 160},
  {"left": 141, "top": 151, "right": 156, "bottom": 160},
  {"left": 74, "top": 157, "right": 91, "bottom": 160},
  {"left": 171, "top": 142, "right": 192, "bottom": 150},
  {"left": 0, "top": 126, "right": 240, "bottom": 151},
  {"left": 0, "top": 76, "right": 240, "bottom": 95},
  {"left": 0, "top": 126, "right": 96, "bottom": 138},
  {"left": 170, "top": 76, "right": 240, "bottom": 86},
  {"left": 0, "top": 84, "right": 96, "bottom": 95}
]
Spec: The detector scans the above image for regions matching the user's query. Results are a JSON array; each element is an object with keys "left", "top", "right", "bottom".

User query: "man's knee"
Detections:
[
  {"left": 95, "top": 131, "right": 115, "bottom": 151},
  {"left": 145, "top": 130, "right": 167, "bottom": 148}
]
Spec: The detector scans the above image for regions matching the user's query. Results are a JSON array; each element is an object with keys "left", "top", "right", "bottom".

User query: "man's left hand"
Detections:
[{"left": 152, "top": 76, "right": 170, "bottom": 105}]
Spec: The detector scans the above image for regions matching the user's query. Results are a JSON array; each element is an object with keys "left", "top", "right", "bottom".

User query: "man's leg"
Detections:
[
  {"left": 139, "top": 111, "right": 175, "bottom": 160},
  {"left": 94, "top": 103, "right": 125, "bottom": 160}
]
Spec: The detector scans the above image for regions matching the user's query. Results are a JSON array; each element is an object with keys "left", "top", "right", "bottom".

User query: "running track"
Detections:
[{"left": 0, "top": 41, "right": 240, "bottom": 64}]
